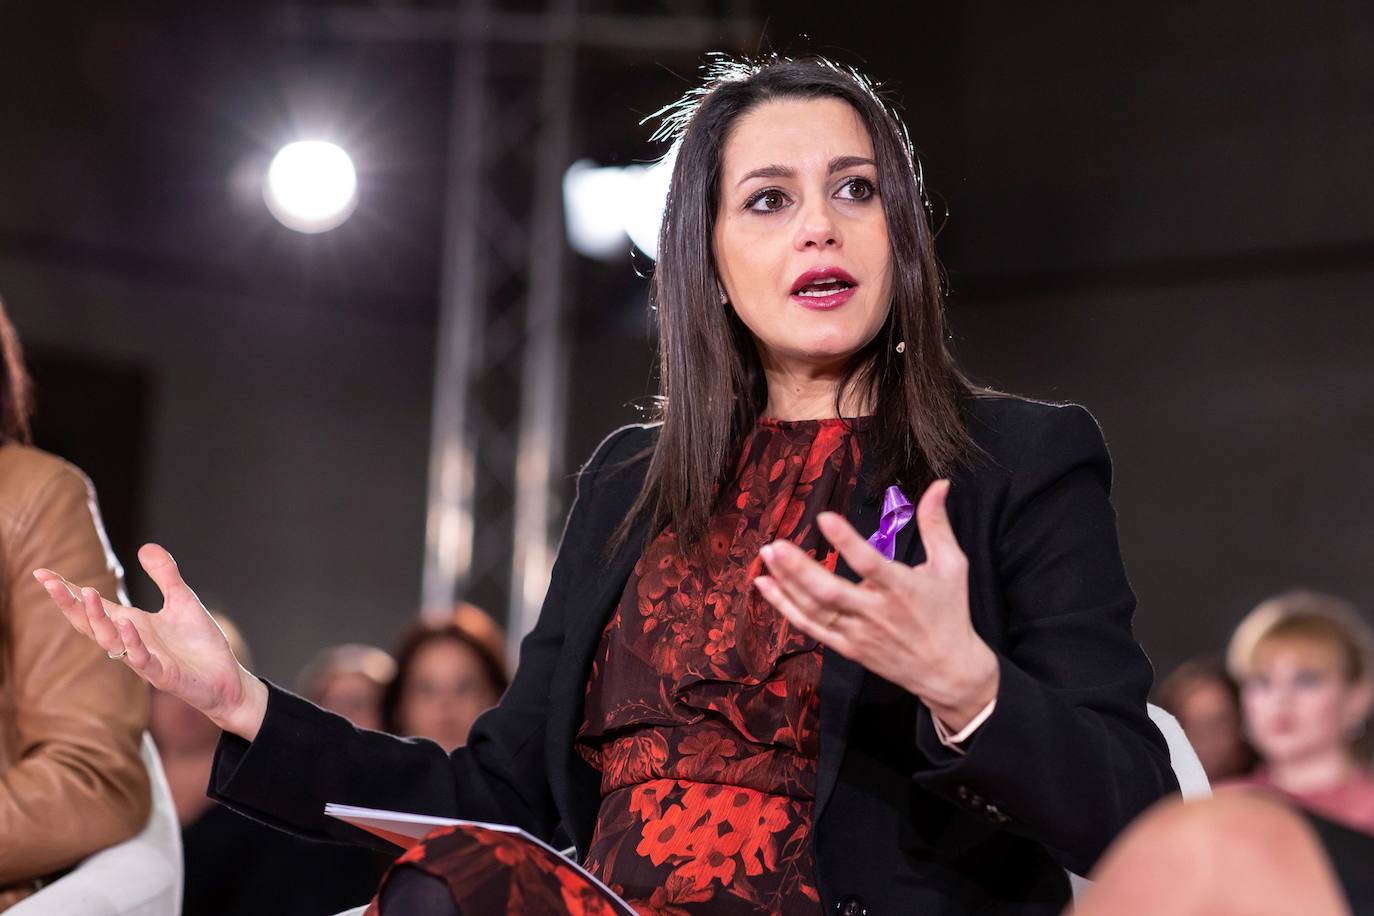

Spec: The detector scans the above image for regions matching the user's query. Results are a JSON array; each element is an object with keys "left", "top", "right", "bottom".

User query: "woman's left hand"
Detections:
[{"left": 755, "top": 479, "right": 999, "bottom": 732}]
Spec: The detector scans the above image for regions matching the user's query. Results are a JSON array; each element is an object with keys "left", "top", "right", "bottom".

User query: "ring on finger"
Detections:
[{"left": 107, "top": 648, "right": 128, "bottom": 660}]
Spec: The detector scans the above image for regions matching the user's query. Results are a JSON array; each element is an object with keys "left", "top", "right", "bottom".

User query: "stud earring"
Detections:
[{"left": 895, "top": 341, "right": 906, "bottom": 354}]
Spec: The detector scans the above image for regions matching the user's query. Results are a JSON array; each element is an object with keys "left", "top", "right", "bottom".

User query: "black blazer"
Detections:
[{"left": 210, "top": 396, "right": 1178, "bottom": 915}]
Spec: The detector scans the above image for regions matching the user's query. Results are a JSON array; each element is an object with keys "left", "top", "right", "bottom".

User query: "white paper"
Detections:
[{"left": 325, "top": 803, "right": 516, "bottom": 842}]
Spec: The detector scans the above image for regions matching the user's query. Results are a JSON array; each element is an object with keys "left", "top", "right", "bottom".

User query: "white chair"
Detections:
[
  {"left": 10, "top": 733, "right": 183, "bottom": 916},
  {"left": 1147, "top": 703, "right": 1211, "bottom": 800}
]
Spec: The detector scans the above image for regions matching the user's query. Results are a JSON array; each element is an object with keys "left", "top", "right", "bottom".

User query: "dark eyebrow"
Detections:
[
  {"left": 734, "top": 155, "right": 877, "bottom": 189},
  {"left": 828, "top": 155, "right": 876, "bottom": 173},
  {"left": 735, "top": 163, "right": 794, "bottom": 188}
]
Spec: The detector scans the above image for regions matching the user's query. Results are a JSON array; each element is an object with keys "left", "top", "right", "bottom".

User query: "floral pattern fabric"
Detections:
[
  {"left": 366, "top": 418, "right": 864, "bottom": 916},
  {"left": 576, "top": 417, "right": 864, "bottom": 915},
  {"left": 365, "top": 822, "right": 633, "bottom": 916}
]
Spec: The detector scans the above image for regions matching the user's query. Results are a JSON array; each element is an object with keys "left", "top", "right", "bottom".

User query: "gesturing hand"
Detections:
[
  {"left": 754, "top": 479, "right": 999, "bottom": 731},
  {"left": 33, "top": 543, "right": 268, "bottom": 740}
]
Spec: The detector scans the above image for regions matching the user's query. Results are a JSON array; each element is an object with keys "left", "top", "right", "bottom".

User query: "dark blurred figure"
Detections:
[
  {"left": 152, "top": 614, "right": 391, "bottom": 916},
  {"left": 1223, "top": 591, "right": 1374, "bottom": 835},
  {"left": 1156, "top": 655, "right": 1256, "bottom": 783},
  {"left": 449, "top": 600, "right": 507, "bottom": 671},
  {"left": 381, "top": 606, "right": 508, "bottom": 753},
  {"left": 297, "top": 642, "right": 396, "bottom": 732},
  {"left": 152, "top": 613, "right": 252, "bottom": 827}
]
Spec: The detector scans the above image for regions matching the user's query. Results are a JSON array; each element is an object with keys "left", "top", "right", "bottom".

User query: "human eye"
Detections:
[
  {"left": 744, "top": 188, "right": 791, "bottom": 213},
  {"left": 834, "top": 176, "right": 877, "bottom": 201},
  {"left": 1293, "top": 669, "right": 1329, "bottom": 689}
]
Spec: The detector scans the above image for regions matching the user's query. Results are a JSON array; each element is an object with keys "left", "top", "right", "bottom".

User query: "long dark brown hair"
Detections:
[
  {"left": 617, "top": 54, "right": 976, "bottom": 550},
  {"left": 0, "top": 298, "right": 33, "bottom": 725}
]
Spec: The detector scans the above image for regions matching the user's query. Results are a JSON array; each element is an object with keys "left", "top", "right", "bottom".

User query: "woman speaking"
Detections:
[{"left": 36, "top": 55, "right": 1177, "bottom": 915}]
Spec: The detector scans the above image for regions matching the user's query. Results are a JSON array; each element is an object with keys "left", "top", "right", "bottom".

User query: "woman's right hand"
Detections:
[{"left": 33, "top": 543, "right": 268, "bottom": 741}]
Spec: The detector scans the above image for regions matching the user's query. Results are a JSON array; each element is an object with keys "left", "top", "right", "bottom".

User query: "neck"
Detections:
[
  {"left": 761, "top": 357, "right": 870, "bottom": 420},
  {"left": 1267, "top": 747, "right": 1357, "bottom": 795}
]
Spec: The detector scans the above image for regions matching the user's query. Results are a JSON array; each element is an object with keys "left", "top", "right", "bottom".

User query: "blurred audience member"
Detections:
[
  {"left": 1156, "top": 655, "right": 1256, "bottom": 782},
  {"left": 297, "top": 642, "right": 396, "bottom": 731},
  {"left": 0, "top": 300, "right": 150, "bottom": 910},
  {"left": 153, "top": 614, "right": 391, "bottom": 916},
  {"left": 449, "top": 600, "right": 508, "bottom": 668},
  {"left": 382, "top": 608, "right": 509, "bottom": 752},
  {"left": 1223, "top": 590, "right": 1374, "bottom": 835},
  {"left": 152, "top": 613, "right": 251, "bottom": 826},
  {"left": 1075, "top": 792, "right": 1372, "bottom": 916}
]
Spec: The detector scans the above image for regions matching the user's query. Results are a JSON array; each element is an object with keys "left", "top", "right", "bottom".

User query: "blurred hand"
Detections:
[
  {"left": 754, "top": 479, "right": 999, "bottom": 731},
  {"left": 34, "top": 543, "right": 268, "bottom": 740}
]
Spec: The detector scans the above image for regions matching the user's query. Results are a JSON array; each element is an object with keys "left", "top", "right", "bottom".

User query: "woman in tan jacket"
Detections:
[{"left": 0, "top": 301, "right": 150, "bottom": 909}]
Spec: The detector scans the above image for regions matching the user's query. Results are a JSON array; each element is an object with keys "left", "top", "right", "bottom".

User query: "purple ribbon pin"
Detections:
[{"left": 866, "top": 485, "right": 914, "bottom": 560}]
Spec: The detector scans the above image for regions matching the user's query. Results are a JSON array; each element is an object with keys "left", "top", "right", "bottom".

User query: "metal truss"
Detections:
[{"left": 279, "top": 0, "right": 758, "bottom": 660}]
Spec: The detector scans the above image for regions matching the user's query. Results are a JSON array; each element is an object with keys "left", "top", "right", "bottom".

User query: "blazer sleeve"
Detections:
[
  {"left": 910, "top": 404, "right": 1178, "bottom": 876},
  {"left": 208, "top": 425, "right": 637, "bottom": 849},
  {"left": 0, "top": 464, "right": 151, "bottom": 885}
]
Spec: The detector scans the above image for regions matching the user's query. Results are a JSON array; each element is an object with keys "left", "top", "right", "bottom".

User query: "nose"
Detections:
[
  {"left": 794, "top": 198, "right": 840, "bottom": 251},
  {"left": 1269, "top": 685, "right": 1298, "bottom": 710}
]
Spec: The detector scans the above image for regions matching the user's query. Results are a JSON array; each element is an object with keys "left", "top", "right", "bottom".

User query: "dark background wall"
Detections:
[
  {"left": 919, "top": 1, "right": 1374, "bottom": 676},
  {"left": 0, "top": 0, "right": 1370, "bottom": 684}
]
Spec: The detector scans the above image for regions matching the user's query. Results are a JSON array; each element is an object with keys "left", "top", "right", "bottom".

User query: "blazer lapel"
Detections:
[
  {"left": 816, "top": 460, "right": 928, "bottom": 821},
  {"left": 811, "top": 458, "right": 882, "bottom": 822},
  {"left": 559, "top": 522, "right": 649, "bottom": 690},
  {"left": 546, "top": 511, "right": 652, "bottom": 851}
]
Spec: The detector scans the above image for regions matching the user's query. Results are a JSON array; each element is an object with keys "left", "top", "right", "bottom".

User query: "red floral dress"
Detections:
[{"left": 575, "top": 417, "right": 863, "bottom": 915}]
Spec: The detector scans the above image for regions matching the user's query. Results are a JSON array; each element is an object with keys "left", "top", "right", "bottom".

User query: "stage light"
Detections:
[
  {"left": 264, "top": 140, "right": 358, "bottom": 234},
  {"left": 562, "top": 148, "right": 674, "bottom": 262},
  {"left": 562, "top": 159, "right": 632, "bottom": 261}
]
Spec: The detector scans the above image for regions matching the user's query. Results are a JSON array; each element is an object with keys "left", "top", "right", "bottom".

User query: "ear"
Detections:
[{"left": 1342, "top": 676, "right": 1374, "bottom": 734}]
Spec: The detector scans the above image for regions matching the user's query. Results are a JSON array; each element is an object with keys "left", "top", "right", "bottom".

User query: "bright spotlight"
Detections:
[
  {"left": 562, "top": 148, "right": 674, "bottom": 262},
  {"left": 562, "top": 159, "right": 633, "bottom": 261},
  {"left": 264, "top": 141, "right": 358, "bottom": 234}
]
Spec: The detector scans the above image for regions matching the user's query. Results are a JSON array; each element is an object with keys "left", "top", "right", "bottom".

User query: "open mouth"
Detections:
[
  {"left": 793, "top": 277, "right": 856, "bottom": 298},
  {"left": 789, "top": 268, "right": 859, "bottom": 309}
]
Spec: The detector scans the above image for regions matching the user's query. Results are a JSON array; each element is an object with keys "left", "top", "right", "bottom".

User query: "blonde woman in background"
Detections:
[
  {"left": 1072, "top": 593, "right": 1374, "bottom": 916},
  {"left": 1223, "top": 590, "right": 1374, "bottom": 834}
]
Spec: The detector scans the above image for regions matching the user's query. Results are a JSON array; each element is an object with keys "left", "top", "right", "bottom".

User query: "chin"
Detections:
[
  {"left": 1257, "top": 735, "right": 1325, "bottom": 764},
  {"left": 786, "top": 331, "right": 872, "bottom": 362}
]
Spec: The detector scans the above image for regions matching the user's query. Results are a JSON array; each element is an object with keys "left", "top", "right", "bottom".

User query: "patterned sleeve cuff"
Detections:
[{"left": 931, "top": 698, "right": 998, "bottom": 754}]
